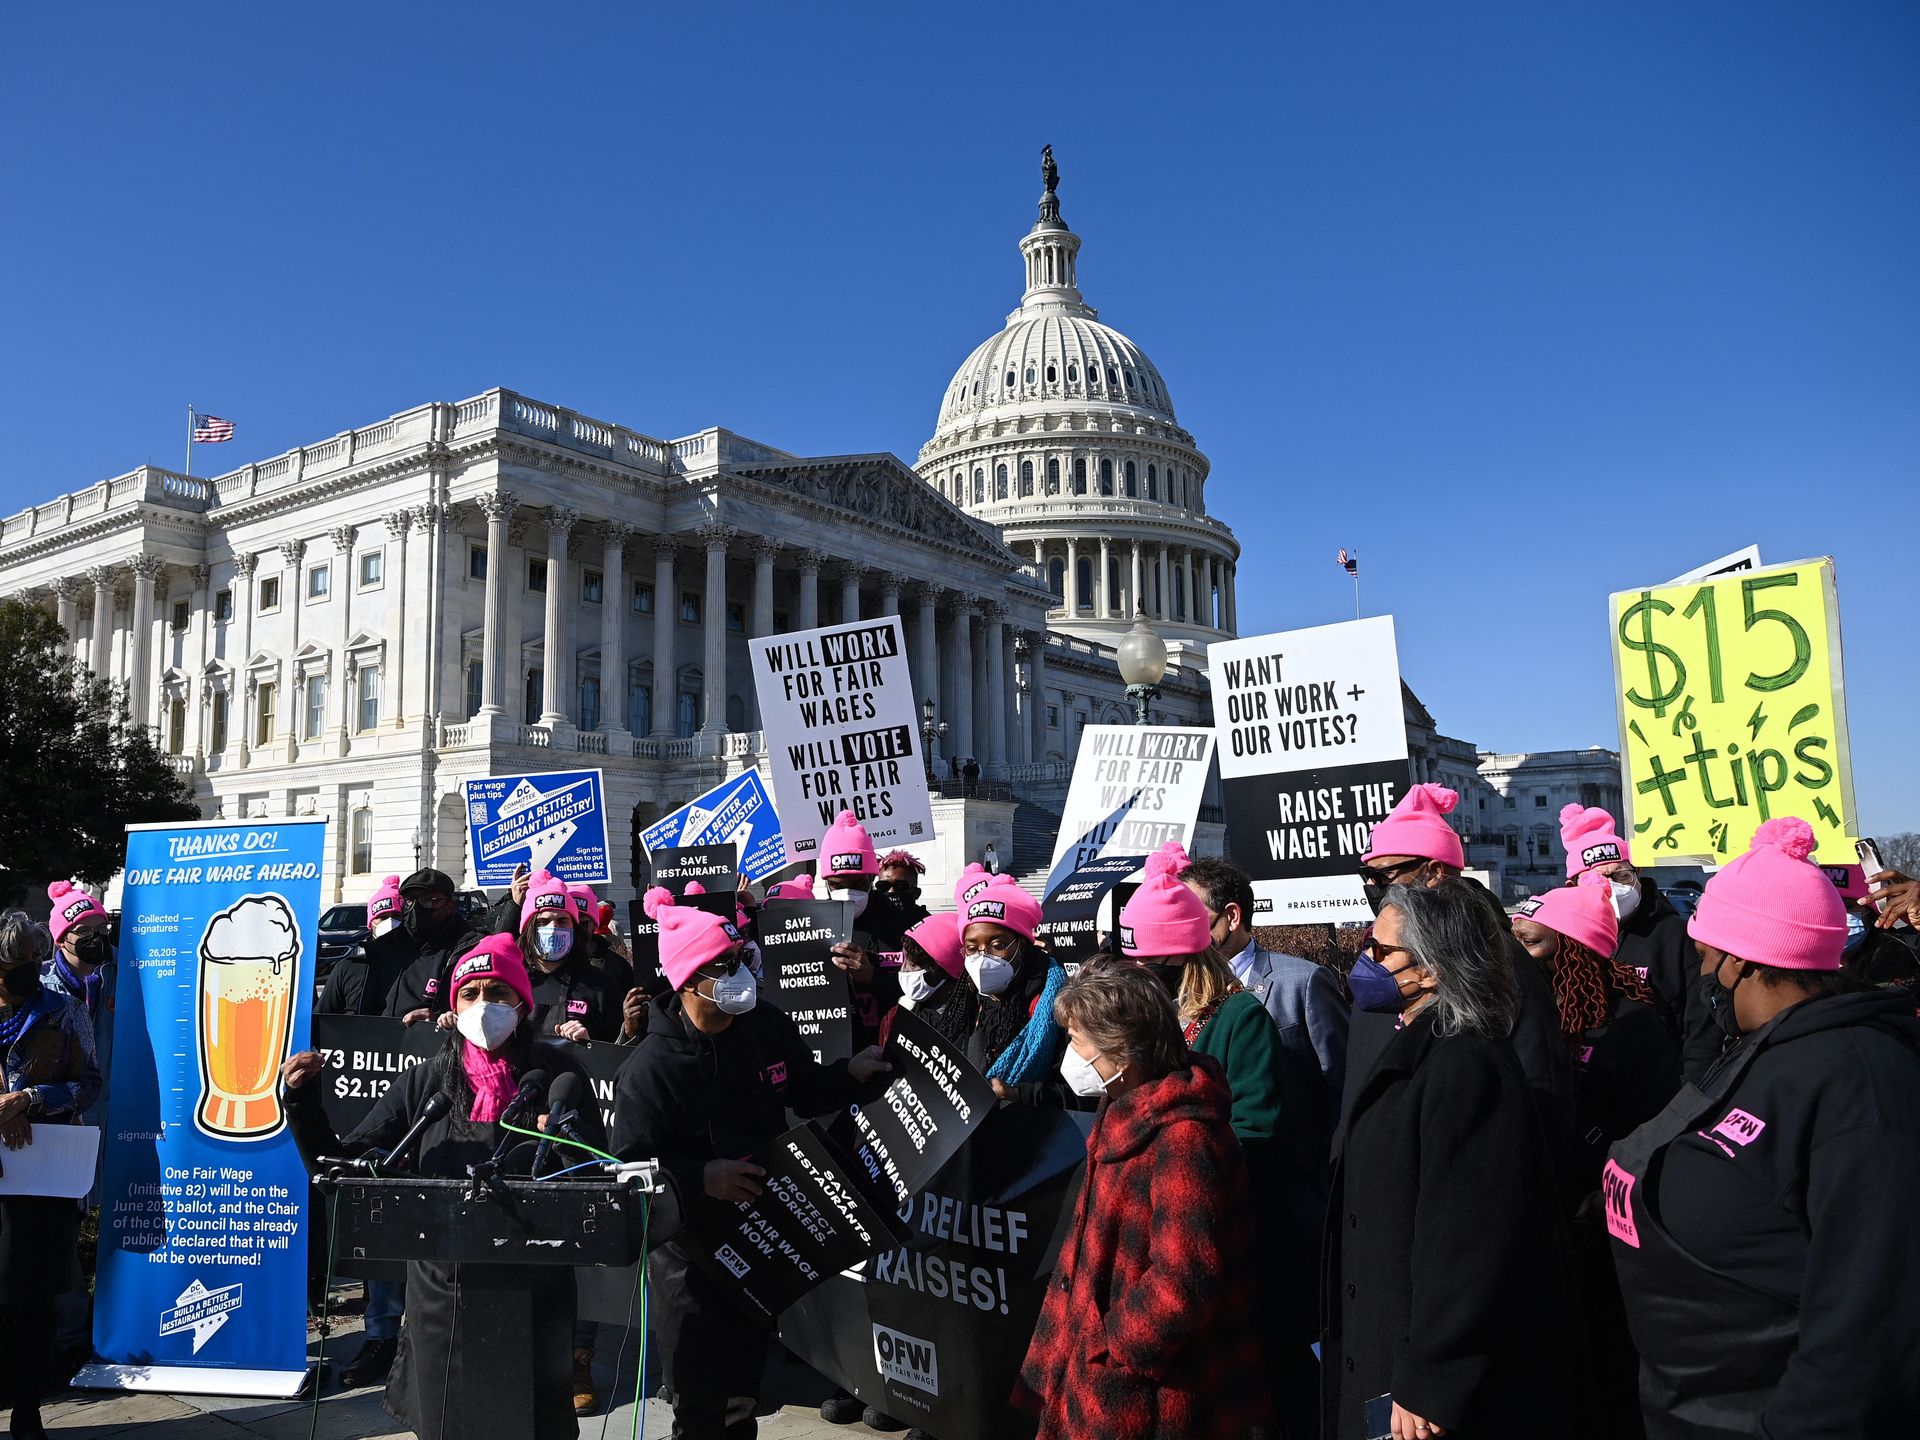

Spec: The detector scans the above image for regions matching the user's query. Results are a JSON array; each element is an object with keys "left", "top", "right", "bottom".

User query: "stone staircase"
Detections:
[{"left": 1008, "top": 797, "right": 1063, "bottom": 900}]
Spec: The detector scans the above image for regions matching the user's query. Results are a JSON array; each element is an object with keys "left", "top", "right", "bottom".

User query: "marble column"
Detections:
[
  {"left": 331, "top": 526, "right": 358, "bottom": 742},
  {"left": 1000, "top": 623, "right": 1019, "bottom": 774},
  {"left": 748, "top": 538, "right": 779, "bottom": 730},
  {"left": 982, "top": 602, "right": 1008, "bottom": 774},
  {"left": 878, "top": 573, "right": 901, "bottom": 617},
  {"left": 1028, "top": 629, "right": 1048, "bottom": 763},
  {"left": 602, "top": 522, "right": 636, "bottom": 735},
  {"left": 188, "top": 564, "right": 211, "bottom": 754},
  {"left": 383, "top": 510, "right": 413, "bottom": 728},
  {"left": 234, "top": 553, "right": 257, "bottom": 765},
  {"left": 948, "top": 601, "right": 975, "bottom": 768},
  {"left": 1065, "top": 537, "right": 1080, "bottom": 614},
  {"left": 476, "top": 491, "right": 517, "bottom": 717},
  {"left": 1182, "top": 549, "right": 1195, "bottom": 625},
  {"left": 538, "top": 507, "right": 577, "bottom": 726},
  {"left": 86, "top": 567, "right": 113, "bottom": 679},
  {"left": 1225, "top": 561, "right": 1238, "bottom": 631},
  {"left": 699, "top": 524, "right": 732, "bottom": 733},
  {"left": 648, "top": 537, "right": 678, "bottom": 737},
  {"left": 1015, "top": 635, "right": 1036, "bottom": 765},
  {"left": 839, "top": 561, "right": 864, "bottom": 625},
  {"left": 1155, "top": 544, "right": 1170, "bottom": 621},
  {"left": 796, "top": 549, "right": 824, "bottom": 632},
  {"left": 915, "top": 584, "right": 941, "bottom": 747},
  {"left": 278, "top": 540, "right": 305, "bottom": 753},
  {"left": 53, "top": 578, "right": 79, "bottom": 655},
  {"left": 128, "top": 554, "right": 163, "bottom": 728},
  {"left": 1098, "top": 537, "right": 1112, "bottom": 619}
]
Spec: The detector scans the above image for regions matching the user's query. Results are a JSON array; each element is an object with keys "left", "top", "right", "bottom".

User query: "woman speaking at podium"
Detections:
[{"left": 280, "top": 932, "right": 606, "bottom": 1440}]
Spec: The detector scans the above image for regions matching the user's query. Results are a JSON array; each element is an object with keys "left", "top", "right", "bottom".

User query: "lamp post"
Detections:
[
  {"left": 1115, "top": 610, "right": 1169, "bottom": 726},
  {"left": 411, "top": 826, "right": 423, "bottom": 870},
  {"left": 919, "top": 698, "right": 949, "bottom": 785}
]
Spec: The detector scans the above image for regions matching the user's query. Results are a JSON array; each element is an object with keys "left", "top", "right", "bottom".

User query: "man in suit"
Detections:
[{"left": 1180, "top": 855, "right": 1348, "bottom": 1127}]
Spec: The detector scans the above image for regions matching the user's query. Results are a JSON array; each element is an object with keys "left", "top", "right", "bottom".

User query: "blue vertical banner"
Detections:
[{"left": 80, "top": 818, "right": 324, "bottom": 1398}]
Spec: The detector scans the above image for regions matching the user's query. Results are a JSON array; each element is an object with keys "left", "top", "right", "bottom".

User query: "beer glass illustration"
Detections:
[{"left": 195, "top": 894, "right": 300, "bottom": 1140}]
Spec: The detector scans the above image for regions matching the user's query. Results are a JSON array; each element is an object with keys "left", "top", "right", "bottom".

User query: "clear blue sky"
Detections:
[{"left": 4, "top": 3, "right": 1916, "bottom": 831}]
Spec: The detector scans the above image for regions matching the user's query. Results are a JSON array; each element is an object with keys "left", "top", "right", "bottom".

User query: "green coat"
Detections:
[{"left": 1189, "top": 988, "right": 1287, "bottom": 1157}]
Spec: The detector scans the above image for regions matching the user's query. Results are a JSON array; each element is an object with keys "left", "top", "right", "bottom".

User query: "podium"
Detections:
[{"left": 320, "top": 1173, "right": 658, "bottom": 1267}]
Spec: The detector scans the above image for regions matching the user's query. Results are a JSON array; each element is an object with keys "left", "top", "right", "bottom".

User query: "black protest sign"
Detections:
[
  {"left": 759, "top": 899, "right": 855, "bottom": 1063},
  {"left": 1208, "top": 617, "right": 1412, "bottom": 925},
  {"left": 780, "top": 1105, "right": 1091, "bottom": 1439},
  {"left": 829, "top": 1008, "right": 995, "bottom": 1208},
  {"left": 688, "top": 1123, "right": 905, "bottom": 1322},
  {"left": 312, "top": 1013, "right": 443, "bottom": 1136},
  {"left": 1037, "top": 854, "right": 1146, "bottom": 968},
  {"left": 647, "top": 843, "right": 739, "bottom": 894}
]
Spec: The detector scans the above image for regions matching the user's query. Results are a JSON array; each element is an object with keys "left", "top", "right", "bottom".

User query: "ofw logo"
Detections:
[
  {"left": 873, "top": 1323, "right": 939, "bottom": 1395},
  {"left": 1582, "top": 842, "right": 1622, "bottom": 866}
]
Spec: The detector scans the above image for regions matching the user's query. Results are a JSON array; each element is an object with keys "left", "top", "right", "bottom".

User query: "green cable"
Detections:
[
  {"left": 633, "top": 1194, "right": 650, "bottom": 1440},
  {"left": 497, "top": 1115, "right": 623, "bottom": 1167}
]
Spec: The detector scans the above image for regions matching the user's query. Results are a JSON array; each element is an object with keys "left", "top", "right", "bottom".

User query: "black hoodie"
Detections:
[
  {"left": 1623, "top": 988, "right": 1920, "bottom": 1439},
  {"left": 610, "top": 991, "right": 872, "bottom": 1245},
  {"left": 1614, "top": 878, "right": 1720, "bottom": 1081}
]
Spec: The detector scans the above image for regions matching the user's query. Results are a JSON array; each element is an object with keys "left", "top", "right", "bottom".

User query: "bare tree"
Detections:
[{"left": 1874, "top": 832, "right": 1920, "bottom": 876}]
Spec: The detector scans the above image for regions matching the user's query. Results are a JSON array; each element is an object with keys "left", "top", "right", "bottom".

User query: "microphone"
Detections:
[
  {"left": 484, "top": 1069, "right": 551, "bottom": 1173},
  {"left": 533, "top": 1072, "right": 584, "bottom": 1176},
  {"left": 379, "top": 1091, "right": 451, "bottom": 1172}
]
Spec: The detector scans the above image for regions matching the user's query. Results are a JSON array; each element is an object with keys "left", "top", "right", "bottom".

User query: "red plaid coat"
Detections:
[{"left": 1014, "top": 1056, "right": 1268, "bottom": 1439}]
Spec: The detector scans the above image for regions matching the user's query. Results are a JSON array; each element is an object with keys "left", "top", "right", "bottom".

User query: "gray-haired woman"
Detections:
[
  {"left": 0, "top": 911, "right": 101, "bottom": 1439},
  {"left": 1322, "top": 878, "right": 1572, "bottom": 1440}
]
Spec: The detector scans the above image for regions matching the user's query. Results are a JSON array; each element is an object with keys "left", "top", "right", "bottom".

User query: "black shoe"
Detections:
[
  {"left": 903, "top": 1431, "right": 938, "bottom": 1440},
  {"left": 9, "top": 1402, "right": 45, "bottom": 1440},
  {"left": 864, "top": 1409, "right": 907, "bottom": 1432},
  {"left": 339, "top": 1334, "right": 399, "bottom": 1389},
  {"left": 820, "top": 1392, "right": 866, "bottom": 1424}
]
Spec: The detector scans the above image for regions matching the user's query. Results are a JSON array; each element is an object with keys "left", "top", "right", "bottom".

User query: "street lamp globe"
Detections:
[{"left": 1116, "top": 612, "right": 1168, "bottom": 725}]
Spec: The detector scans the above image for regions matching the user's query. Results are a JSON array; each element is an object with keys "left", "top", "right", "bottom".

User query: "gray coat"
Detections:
[{"left": 1230, "top": 942, "right": 1348, "bottom": 1107}]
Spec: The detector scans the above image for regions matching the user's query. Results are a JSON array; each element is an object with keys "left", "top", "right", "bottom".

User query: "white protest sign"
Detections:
[
  {"left": 750, "top": 616, "right": 934, "bottom": 863},
  {"left": 1043, "top": 726, "right": 1217, "bottom": 895},
  {"left": 1669, "top": 545, "right": 1762, "bottom": 585},
  {"left": 1209, "top": 617, "right": 1411, "bottom": 925}
]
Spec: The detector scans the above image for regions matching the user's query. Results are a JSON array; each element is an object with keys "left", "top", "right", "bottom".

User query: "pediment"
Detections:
[{"left": 731, "top": 453, "right": 1020, "bottom": 568}]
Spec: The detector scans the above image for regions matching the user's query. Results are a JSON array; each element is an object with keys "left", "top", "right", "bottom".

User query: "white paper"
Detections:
[{"left": 0, "top": 1123, "right": 101, "bottom": 1198}]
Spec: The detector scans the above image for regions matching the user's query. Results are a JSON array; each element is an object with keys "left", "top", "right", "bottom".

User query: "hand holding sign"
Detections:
[{"left": 705, "top": 1158, "right": 768, "bottom": 1203}]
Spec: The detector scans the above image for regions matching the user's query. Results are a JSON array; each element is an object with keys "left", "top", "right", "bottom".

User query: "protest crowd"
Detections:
[{"left": 4, "top": 783, "right": 1916, "bottom": 1440}]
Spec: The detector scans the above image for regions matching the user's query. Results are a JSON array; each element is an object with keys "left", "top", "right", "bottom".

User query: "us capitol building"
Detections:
[{"left": 0, "top": 157, "right": 1244, "bottom": 907}]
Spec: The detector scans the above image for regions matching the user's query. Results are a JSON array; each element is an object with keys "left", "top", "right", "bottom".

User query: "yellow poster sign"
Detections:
[{"left": 1608, "top": 558, "right": 1855, "bottom": 866}]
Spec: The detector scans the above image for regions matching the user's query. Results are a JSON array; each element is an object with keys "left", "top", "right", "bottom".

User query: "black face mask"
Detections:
[
  {"left": 1363, "top": 883, "right": 1390, "bottom": 916},
  {"left": 1703, "top": 964, "right": 1743, "bottom": 1041},
  {"left": 1148, "top": 963, "right": 1183, "bottom": 998},
  {"left": 2, "top": 966, "right": 41, "bottom": 1001},
  {"left": 74, "top": 933, "right": 114, "bottom": 968},
  {"left": 402, "top": 901, "right": 441, "bottom": 940}
]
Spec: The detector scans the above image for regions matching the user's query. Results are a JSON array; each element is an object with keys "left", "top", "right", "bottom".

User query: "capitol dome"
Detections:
[{"left": 917, "top": 151, "right": 1240, "bottom": 647}]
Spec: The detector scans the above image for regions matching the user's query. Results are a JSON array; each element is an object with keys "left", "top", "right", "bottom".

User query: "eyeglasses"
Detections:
[
  {"left": 1357, "top": 858, "right": 1426, "bottom": 887},
  {"left": 962, "top": 932, "right": 1021, "bottom": 959},
  {"left": 1364, "top": 939, "right": 1421, "bottom": 975}
]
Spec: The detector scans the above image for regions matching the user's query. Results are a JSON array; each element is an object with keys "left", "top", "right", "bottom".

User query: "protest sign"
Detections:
[
  {"left": 688, "top": 1123, "right": 906, "bottom": 1321},
  {"left": 759, "top": 900, "right": 855, "bottom": 1063},
  {"left": 781, "top": 1105, "right": 1091, "bottom": 1439},
  {"left": 1042, "top": 725, "right": 1216, "bottom": 895},
  {"left": 830, "top": 1008, "right": 996, "bottom": 1208},
  {"left": 647, "top": 843, "right": 740, "bottom": 893},
  {"left": 1037, "top": 855, "right": 1146, "bottom": 970},
  {"left": 463, "top": 768, "right": 611, "bottom": 886},
  {"left": 1209, "top": 617, "right": 1411, "bottom": 925},
  {"left": 641, "top": 768, "right": 788, "bottom": 883},
  {"left": 750, "top": 617, "right": 934, "bottom": 861},
  {"left": 84, "top": 819, "right": 323, "bottom": 1398},
  {"left": 1610, "top": 557, "right": 1856, "bottom": 865},
  {"left": 1671, "top": 545, "right": 1762, "bottom": 585}
]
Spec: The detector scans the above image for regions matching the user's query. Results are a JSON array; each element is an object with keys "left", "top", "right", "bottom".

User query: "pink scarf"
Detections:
[{"left": 461, "top": 1039, "right": 521, "bottom": 1122}]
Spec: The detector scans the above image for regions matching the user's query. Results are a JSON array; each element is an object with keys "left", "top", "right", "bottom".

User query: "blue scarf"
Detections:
[
  {"left": 986, "top": 955, "right": 1069, "bottom": 1086},
  {"left": 52, "top": 954, "right": 103, "bottom": 1019}
]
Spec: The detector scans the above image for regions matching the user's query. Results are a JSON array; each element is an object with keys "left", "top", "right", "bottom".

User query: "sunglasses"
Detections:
[{"left": 1357, "top": 858, "right": 1426, "bottom": 887}]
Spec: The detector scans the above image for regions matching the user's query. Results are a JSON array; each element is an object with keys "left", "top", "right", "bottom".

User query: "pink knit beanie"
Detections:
[
  {"left": 820, "top": 810, "right": 878, "bottom": 879},
  {"left": 954, "top": 863, "right": 993, "bottom": 911},
  {"left": 567, "top": 883, "right": 600, "bottom": 928},
  {"left": 963, "top": 875, "right": 1043, "bottom": 943},
  {"left": 1513, "top": 871, "right": 1619, "bottom": 958},
  {"left": 519, "top": 869, "right": 575, "bottom": 931},
  {"left": 1688, "top": 818, "right": 1847, "bottom": 972},
  {"left": 904, "top": 912, "right": 965, "bottom": 980},
  {"left": 367, "top": 875, "right": 403, "bottom": 925},
  {"left": 448, "top": 933, "right": 536, "bottom": 1013},
  {"left": 1560, "top": 805, "right": 1629, "bottom": 879},
  {"left": 1118, "top": 844, "right": 1213, "bottom": 958},
  {"left": 1364, "top": 783, "right": 1466, "bottom": 869},
  {"left": 644, "top": 886, "right": 744, "bottom": 990},
  {"left": 47, "top": 882, "right": 108, "bottom": 945},
  {"left": 765, "top": 874, "right": 816, "bottom": 903}
]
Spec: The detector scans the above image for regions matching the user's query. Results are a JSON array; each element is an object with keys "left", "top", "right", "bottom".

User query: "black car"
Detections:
[{"left": 316, "top": 902, "right": 371, "bottom": 996}]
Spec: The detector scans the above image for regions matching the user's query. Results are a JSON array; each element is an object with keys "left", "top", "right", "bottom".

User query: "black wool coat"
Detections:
[{"left": 1323, "top": 1010, "right": 1574, "bottom": 1440}]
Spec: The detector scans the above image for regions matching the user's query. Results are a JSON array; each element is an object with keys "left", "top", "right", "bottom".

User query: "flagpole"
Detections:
[{"left": 185, "top": 405, "right": 194, "bottom": 479}]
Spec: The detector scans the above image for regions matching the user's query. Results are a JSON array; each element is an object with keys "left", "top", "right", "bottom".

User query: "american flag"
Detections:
[
  {"left": 1337, "top": 547, "right": 1359, "bottom": 577},
  {"left": 190, "top": 411, "right": 235, "bottom": 443}
]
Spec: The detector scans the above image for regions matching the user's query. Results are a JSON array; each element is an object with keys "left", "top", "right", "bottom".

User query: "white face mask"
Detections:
[
  {"left": 1610, "top": 880, "right": 1641, "bottom": 921},
  {"left": 1060, "top": 1046, "right": 1121, "bottom": 1098},
  {"left": 703, "top": 967, "right": 758, "bottom": 1015},
  {"left": 965, "top": 954, "right": 1016, "bottom": 996},
  {"left": 532, "top": 925, "right": 573, "bottom": 963},
  {"left": 456, "top": 1000, "right": 520, "bottom": 1052},
  {"left": 899, "top": 968, "right": 942, "bottom": 1008},
  {"left": 370, "top": 917, "right": 397, "bottom": 939},
  {"left": 741, "top": 941, "right": 764, "bottom": 979},
  {"left": 845, "top": 890, "right": 871, "bottom": 922}
]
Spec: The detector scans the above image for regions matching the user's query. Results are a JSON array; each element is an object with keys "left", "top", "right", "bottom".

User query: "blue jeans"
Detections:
[{"left": 363, "top": 1278, "right": 404, "bottom": 1340}]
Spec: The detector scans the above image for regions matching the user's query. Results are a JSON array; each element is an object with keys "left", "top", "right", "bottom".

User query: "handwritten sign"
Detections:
[{"left": 1609, "top": 558, "right": 1854, "bottom": 865}]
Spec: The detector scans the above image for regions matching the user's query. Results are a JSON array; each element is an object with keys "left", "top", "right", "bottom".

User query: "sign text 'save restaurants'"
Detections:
[
  {"left": 751, "top": 617, "right": 934, "bottom": 862},
  {"left": 1043, "top": 725, "right": 1216, "bottom": 895},
  {"left": 1208, "top": 617, "right": 1411, "bottom": 924}
]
